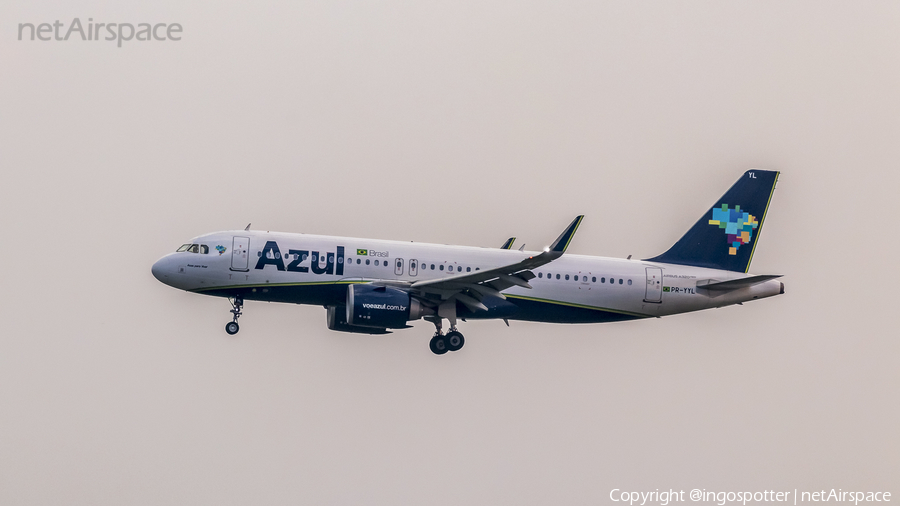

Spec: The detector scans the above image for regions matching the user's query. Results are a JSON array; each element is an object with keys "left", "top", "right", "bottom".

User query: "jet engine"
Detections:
[
  {"left": 326, "top": 305, "right": 390, "bottom": 334},
  {"left": 346, "top": 284, "right": 430, "bottom": 329}
]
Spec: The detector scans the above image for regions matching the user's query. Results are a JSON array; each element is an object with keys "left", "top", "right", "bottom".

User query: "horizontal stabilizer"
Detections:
[{"left": 696, "top": 274, "right": 782, "bottom": 291}]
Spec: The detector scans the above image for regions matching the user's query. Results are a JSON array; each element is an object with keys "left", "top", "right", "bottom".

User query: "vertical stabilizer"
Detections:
[{"left": 645, "top": 170, "right": 779, "bottom": 272}]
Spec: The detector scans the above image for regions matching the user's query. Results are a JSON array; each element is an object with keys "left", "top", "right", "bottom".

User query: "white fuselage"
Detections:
[{"left": 151, "top": 230, "right": 783, "bottom": 323}]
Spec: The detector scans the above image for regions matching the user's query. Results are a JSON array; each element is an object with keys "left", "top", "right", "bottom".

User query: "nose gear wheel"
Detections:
[{"left": 225, "top": 296, "right": 243, "bottom": 335}]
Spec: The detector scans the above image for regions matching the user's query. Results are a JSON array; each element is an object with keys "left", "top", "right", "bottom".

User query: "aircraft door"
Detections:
[
  {"left": 231, "top": 236, "right": 250, "bottom": 271},
  {"left": 408, "top": 259, "right": 418, "bottom": 277},
  {"left": 394, "top": 258, "right": 404, "bottom": 276},
  {"left": 644, "top": 267, "right": 663, "bottom": 303}
]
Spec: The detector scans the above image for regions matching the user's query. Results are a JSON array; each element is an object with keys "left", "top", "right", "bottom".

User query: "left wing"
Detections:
[{"left": 408, "top": 216, "right": 583, "bottom": 311}]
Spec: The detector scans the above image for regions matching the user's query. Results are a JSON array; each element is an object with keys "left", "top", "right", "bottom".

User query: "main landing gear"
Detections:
[
  {"left": 225, "top": 296, "right": 243, "bottom": 335},
  {"left": 426, "top": 315, "right": 465, "bottom": 355}
]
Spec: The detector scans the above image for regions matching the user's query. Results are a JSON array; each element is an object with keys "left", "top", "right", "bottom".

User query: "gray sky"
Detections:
[{"left": 1, "top": 1, "right": 898, "bottom": 504}]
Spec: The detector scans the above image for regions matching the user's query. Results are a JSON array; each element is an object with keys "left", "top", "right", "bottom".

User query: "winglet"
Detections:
[
  {"left": 500, "top": 237, "right": 516, "bottom": 250},
  {"left": 548, "top": 215, "right": 584, "bottom": 254}
]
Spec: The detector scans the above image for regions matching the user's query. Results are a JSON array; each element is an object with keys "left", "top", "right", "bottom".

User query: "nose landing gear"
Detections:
[{"left": 225, "top": 296, "right": 243, "bottom": 335}]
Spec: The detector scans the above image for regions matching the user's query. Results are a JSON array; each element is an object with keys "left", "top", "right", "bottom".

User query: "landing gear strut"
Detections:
[{"left": 225, "top": 295, "right": 243, "bottom": 335}]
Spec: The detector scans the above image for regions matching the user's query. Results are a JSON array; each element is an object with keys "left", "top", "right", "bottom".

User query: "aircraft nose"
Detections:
[{"left": 151, "top": 256, "right": 172, "bottom": 284}]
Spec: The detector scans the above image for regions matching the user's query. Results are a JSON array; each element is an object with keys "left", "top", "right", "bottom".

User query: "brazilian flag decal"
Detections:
[
  {"left": 357, "top": 249, "right": 367, "bottom": 256},
  {"left": 663, "top": 286, "right": 670, "bottom": 292}
]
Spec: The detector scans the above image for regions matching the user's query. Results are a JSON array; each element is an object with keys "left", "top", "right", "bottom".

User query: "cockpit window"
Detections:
[{"left": 177, "top": 243, "right": 209, "bottom": 254}]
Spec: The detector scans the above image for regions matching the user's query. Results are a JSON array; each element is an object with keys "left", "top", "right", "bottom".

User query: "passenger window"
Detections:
[
  {"left": 627, "top": 279, "right": 632, "bottom": 285},
  {"left": 375, "top": 260, "right": 379, "bottom": 266},
  {"left": 619, "top": 279, "right": 623, "bottom": 284},
  {"left": 457, "top": 266, "right": 462, "bottom": 272},
  {"left": 555, "top": 274, "right": 560, "bottom": 280},
  {"left": 601, "top": 277, "right": 605, "bottom": 283},
  {"left": 539, "top": 272, "right": 543, "bottom": 278},
  {"left": 177, "top": 244, "right": 191, "bottom": 252},
  {"left": 592, "top": 277, "right": 596, "bottom": 282},
  {"left": 356, "top": 258, "right": 360, "bottom": 264},
  {"left": 431, "top": 264, "right": 435, "bottom": 270},
  {"left": 466, "top": 267, "right": 471, "bottom": 272},
  {"left": 366, "top": 259, "right": 370, "bottom": 265},
  {"left": 565, "top": 274, "right": 570, "bottom": 280},
  {"left": 439, "top": 265, "right": 444, "bottom": 271}
]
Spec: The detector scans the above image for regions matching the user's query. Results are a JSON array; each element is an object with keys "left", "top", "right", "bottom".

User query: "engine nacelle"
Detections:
[
  {"left": 346, "top": 284, "right": 430, "bottom": 329},
  {"left": 326, "top": 305, "right": 390, "bottom": 334}
]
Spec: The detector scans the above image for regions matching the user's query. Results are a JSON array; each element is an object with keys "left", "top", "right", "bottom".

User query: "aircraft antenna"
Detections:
[{"left": 244, "top": 223, "right": 251, "bottom": 231}]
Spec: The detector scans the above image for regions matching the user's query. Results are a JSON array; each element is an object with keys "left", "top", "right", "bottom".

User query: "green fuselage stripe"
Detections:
[{"left": 192, "top": 281, "right": 650, "bottom": 318}]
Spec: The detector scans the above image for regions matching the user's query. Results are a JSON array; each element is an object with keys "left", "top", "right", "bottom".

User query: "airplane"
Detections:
[{"left": 152, "top": 170, "right": 783, "bottom": 355}]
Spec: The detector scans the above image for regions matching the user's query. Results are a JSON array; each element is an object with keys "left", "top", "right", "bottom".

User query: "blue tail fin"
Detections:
[{"left": 645, "top": 170, "right": 779, "bottom": 273}]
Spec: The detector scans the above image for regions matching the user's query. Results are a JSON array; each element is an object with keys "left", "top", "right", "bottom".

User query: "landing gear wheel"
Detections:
[
  {"left": 446, "top": 331, "right": 465, "bottom": 352},
  {"left": 429, "top": 334, "right": 449, "bottom": 355},
  {"left": 225, "top": 321, "right": 240, "bottom": 335}
]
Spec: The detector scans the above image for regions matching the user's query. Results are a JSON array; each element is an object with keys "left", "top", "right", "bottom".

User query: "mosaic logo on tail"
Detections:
[{"left": 708, "top": 204, "right": 758, "bottom": 255}]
